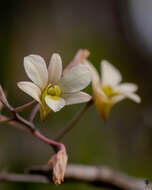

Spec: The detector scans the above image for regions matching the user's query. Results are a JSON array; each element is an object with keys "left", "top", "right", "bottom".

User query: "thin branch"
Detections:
[
  {"left": 55, "top": 100, "right": 93, "bottom": 141},
  {"left": 0, "top": 93, "right": 13, "bottom": 111},
  {"left": 0, "top": 117, "right": 14, "bottom": 123},
  {"left": 0, "top": 172, "right": 49, "bottom": 184},
  {"left": 29, "top": 103, "right": 40, "bottom": 122},
  {"left": 0, "top": 164, "right": 148, "bottom": 190},
  {"left": 0, "top": 86, "right": 65, "bottom": 152},
  {"left": 0, "top": 115, "right": 30, "bottom": 134},
  {"left": 0, "top": 86, "right": 9, "bottom": 108},
  {"left": 14, "top": 100, "right": 37, "bottom": 112},
  {"left": 33, "top": 130, "right": 64, "bottom": 151}
]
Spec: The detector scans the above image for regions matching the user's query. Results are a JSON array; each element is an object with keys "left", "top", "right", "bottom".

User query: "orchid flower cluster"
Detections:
[
  {"left": 0, "top": 50, "right": 141, "bottom": 185},
  {"left": 18, "top": 52, "right": 140, "bottom": 121}
]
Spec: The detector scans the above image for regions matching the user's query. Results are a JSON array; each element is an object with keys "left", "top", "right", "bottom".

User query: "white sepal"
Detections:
[
  {"left": 62, "top": 91, "right": 91, "bottom": 105},
  {"left": 48, "top": 53, "right": 62, "bottom": 84},
  {"left": 17, "top": 81, "right": 41, "bottom": 103},
  {"left": 24, "top": 55, "right": 48, "bottom": 90},
  {"left": 101, "top": 60, "right": 122, "bottom": 86},
  {"left": 123, "top": 93, "right": 141, "bottom": 103},
  {"left": 114, "top": 83, "right": 138, "bottom": 93},
  {"left": 58, "top": 65, "right": 92, "bottom": 93}
]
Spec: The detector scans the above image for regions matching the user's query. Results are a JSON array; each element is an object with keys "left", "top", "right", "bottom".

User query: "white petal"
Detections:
[
  {"left": 62, "top": 92, "right": 92, "bottom": 105},
  {"left": 57, "top": 65, "right": 92, "bottom": 93},
  {"left": 17, "top": 81, "right": 41, "bottom": 103},
  {"left": 101, "top": 60, "right": 122, "bottom": 86},
  {"left": 48, "top": 53, "right": 62, "bottom": 84},
  {"left": 114, "top": 83, "right": 138, "bottom": 93},
  {"left": 111, "top": 95, "right": 125, "bottom": 104},
  {"left": 83, "top": 60, "right": 100, "bottom": 85},
  {"left": 45, "top": 96, "right": 65, "bottom": 112},
  {"left": 124, "top": 93, "right": 141, "bottom": 103},
  {"left": 24, "top": 55, "right": 48, "bottom": 90}
]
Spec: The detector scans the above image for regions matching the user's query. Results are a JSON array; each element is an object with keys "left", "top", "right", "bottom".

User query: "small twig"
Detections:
[
  {"left": 0, "top": 86, "right": 65, "bottom": 152},
  {"left": 0, "top": 164, "right": 147, "bottom": 190},
  {"left": 33, "top": 130, "right": 64, "bottom": 151},
  {"left": 0, "top": 93, "right": 13, "bottom": 111},
  {"left": 13, "top": 113, "right": 35, "bottom": 132},
  {"left": 29, "top": 104, "right": 40, "bottom": 122},
  {"left": 55, "top": 100, "right": 93, "bottom": 141},
  {"left": 0, "top": 86, "right": 9, "bottom": 106},
  {"left": 0, "top": 117, "right": 14, "bottom": 123},
  {"left": 0, "top": 115, "right": 31, "bottom": 134},
  {"left": 14, "top": 100, "right": 37, "bottom": 112}
]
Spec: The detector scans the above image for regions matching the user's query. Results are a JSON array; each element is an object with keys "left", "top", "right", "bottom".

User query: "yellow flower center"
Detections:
[
  {"left": 40, "top": 84, "right": 62, "bottom": 120},
  {"left": 47, "top": 85, "right": 61, "bottom": 97},
  {"left": 41, "top": 84, "right": 61, "bottom": 103},
  {"left": 102, "top": 85, "right": 118, "bottom": 99}
]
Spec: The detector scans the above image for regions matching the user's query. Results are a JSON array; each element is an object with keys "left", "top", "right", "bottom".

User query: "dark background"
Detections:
[{"left": 0, "top": 0, "right": 152, "bottom": 189}]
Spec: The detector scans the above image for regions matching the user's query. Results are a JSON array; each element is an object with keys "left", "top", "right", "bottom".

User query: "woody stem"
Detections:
[{"left": 0, "top": 86, "right": 64, "bottom": 152}]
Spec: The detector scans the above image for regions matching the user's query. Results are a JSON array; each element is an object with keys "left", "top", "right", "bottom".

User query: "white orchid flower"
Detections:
[
  {"left": 18, "top": 54, "right": 92, "bottom": 119},
  {"left": 84, "top": 60, "right": 141, "bottom": 121}
]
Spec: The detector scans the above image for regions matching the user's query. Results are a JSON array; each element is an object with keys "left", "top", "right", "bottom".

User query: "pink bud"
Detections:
[{"left": 48, "top": 150, "right": 68, "bottom": 185}]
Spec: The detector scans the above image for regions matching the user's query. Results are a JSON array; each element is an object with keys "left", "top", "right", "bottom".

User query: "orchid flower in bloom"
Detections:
[
  {"left": 84, "top": 60, "right": 141, "bottom": 121},
  {"left": 18, "top": 54, "right": 92, "bottom": 119}
]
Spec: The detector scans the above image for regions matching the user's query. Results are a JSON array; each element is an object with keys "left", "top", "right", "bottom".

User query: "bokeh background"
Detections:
[{"left": 0, "top": 0, "right": 152, "bottom": 189}]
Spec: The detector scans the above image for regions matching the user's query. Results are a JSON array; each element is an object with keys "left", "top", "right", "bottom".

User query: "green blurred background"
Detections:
[{"left": 0, "top": 0, "right": 152, "bottom": 189}]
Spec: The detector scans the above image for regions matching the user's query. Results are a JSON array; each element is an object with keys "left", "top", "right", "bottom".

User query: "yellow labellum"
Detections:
[
  {"left": 40, "top": 84, "right": 61, "bottom": 120},
  {"left": 93, "top": 87, "right": 111, "bottom": 121},
  {"left": 93, "top": 85, "right": 119, "bottom": 121},
  {"left": 102, "top": 85, "right": 119, "bottom": 99}
]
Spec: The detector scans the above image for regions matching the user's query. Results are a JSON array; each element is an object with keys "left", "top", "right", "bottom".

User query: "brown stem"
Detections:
[
  {"left": 14, "top": 100, "right": 37, "bottom": 112},
  {"left": 0, "top": 86, "right": 65, "bottom": 152},
  {"left": 54, "top": 100, "right": 93, "bottom": 141},
  {"left": 0, "top": 85, "right": 9, "bottom": 106},
  {"left": 0, "top": 172, "right": 49, "bottom": 183},
  {"left": 33, "top": 130, "right": 65, "bottom": 151},
  {"left": 0, "top": 164, "right": 148, "bottom": 190},
  {"left": 29, "top": 104, "right": 40, "bottom": 122},
  {"left": 0, "top": 94, "right": 13, "bottom": 111},
  {"left": 0, "top": 117, "right": 14, "bottom": 123},
  {"left": 0, "top": 115, "right": 31, "bottom": 134}
]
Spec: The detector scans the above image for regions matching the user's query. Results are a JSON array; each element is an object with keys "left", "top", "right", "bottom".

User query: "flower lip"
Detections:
[
  {"left": 40, "top": 84, "right": 64, "bottom": 112},
  {"left": 101, "top": 85, "right": 119, "bottom": 99},
  {"left": 47, "top": 85, "right": 61, "bottom": 97}
]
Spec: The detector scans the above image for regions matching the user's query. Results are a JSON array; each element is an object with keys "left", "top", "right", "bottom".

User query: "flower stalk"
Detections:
[
  {"left": 55, "top": 99, "right": 93, "bottom": 141},
  {"left": 0, "top": 85, "right": 67, "bottom": 184},
  {"left": 14, "top": 100, "right": 37, "bottom": 112}
]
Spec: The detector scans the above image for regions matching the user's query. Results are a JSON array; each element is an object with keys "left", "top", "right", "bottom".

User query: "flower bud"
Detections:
[{"left": 48, "top": 150, "right": 68, "bottom": 185}]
